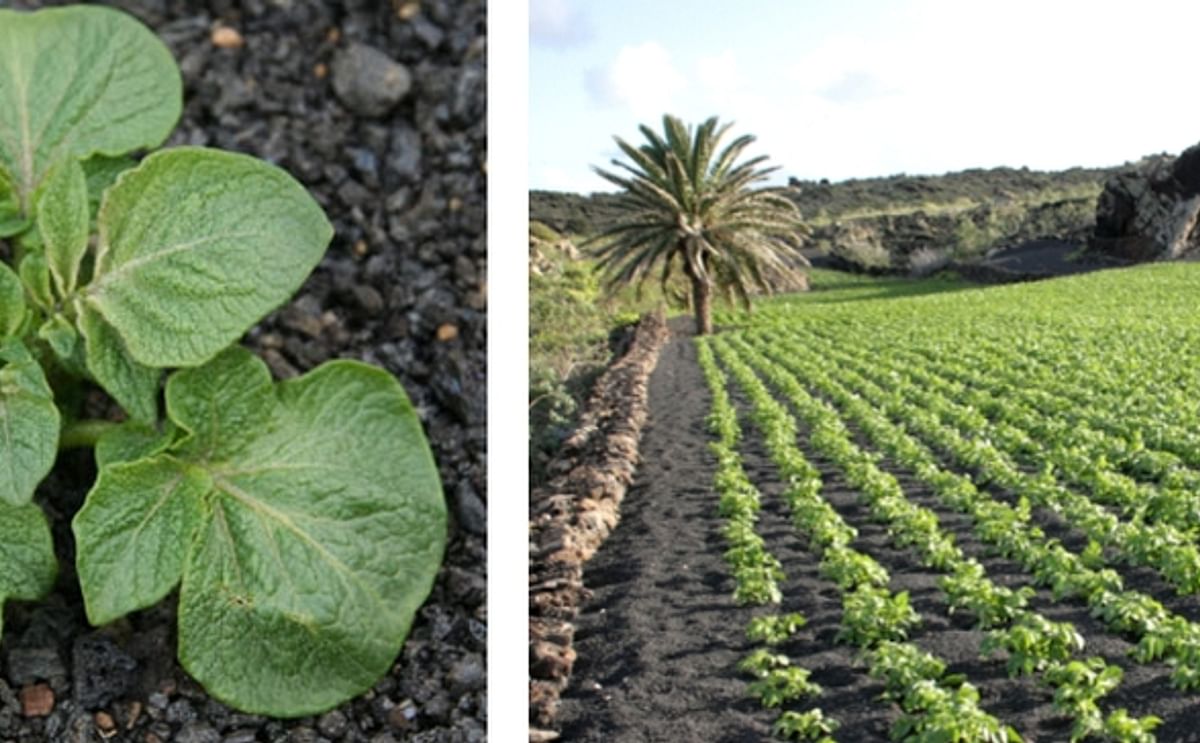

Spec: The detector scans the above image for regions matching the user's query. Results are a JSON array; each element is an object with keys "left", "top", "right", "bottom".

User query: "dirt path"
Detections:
[{"left": 556, "top": 328, "right": 776, "bottom": 742}]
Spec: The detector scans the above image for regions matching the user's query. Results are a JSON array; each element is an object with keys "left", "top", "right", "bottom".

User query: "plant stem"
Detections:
[{"left": 59, "top": 419, "right": 119, "bottom": 450}]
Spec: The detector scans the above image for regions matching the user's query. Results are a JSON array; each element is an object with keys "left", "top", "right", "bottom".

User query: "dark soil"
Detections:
[
  {"left": 0, "top": 1, "right": 486, "bottom": 742},
  {"left": 558, "top": 324, "right": 1200, "bottom": 741},
  {"left": 975, "top": 239, "right": 1130, "bottom": 279},
  {"left": 557, "top": 327, "right": 776, "bottom": 742}
]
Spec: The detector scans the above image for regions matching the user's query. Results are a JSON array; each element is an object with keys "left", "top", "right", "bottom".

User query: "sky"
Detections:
[{"left": 529, "top": 0, "right": 1200, "bottom": 193}]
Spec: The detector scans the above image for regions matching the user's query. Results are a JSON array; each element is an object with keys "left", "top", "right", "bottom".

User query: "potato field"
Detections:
[{"left": 559, "top": 266, "right": 1200, "bottom": 742}]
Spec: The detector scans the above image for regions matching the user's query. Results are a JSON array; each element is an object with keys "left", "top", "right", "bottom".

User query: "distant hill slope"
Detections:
[
  {"left": 788, "top": 165, "right": 1117, "bottom": 221},
  {"left": 531, "top": 164, "right": 1129, "bottom": 273}
]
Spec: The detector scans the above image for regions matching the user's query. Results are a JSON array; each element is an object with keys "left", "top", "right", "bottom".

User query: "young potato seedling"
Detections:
[
  {"left": 772, "top": 708, "right": 839, "bottom": 742},
  {"left": 747, "top": 612, "right": 808, "bottom": 646},
  {"left": 0, "top": 5, "right": 445, "bottom": 717}
]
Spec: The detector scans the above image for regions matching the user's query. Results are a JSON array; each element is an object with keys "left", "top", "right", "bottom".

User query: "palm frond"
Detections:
[{"left": 589, "top": 115, "right": 809, "bottom": 326}]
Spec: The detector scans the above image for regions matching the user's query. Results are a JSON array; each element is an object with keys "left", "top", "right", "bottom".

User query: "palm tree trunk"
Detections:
[{"left": 692, "top": 277, "right": 713, "bottom": 335}]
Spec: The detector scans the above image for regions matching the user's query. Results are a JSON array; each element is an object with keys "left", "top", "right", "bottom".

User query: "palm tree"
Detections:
[{"left": 589, "top": 115, "right": 808, "bottom": 335}]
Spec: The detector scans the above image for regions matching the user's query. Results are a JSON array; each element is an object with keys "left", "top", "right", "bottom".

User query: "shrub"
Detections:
[{"left": 909, "top": 247, "right": 953, "bottom": 277}]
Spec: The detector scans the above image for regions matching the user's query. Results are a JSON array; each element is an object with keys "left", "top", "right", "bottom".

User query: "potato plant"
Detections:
[
  {"left": 747, "top": 612, "right": 808, "bottom": 646},
  {"left": 702, "top": 333, "right": 1019, "bottom": 740},
  {"left": 772, "top": 709, "right": 840, "bottom": 742},
  {"left": 0, "top": 6, "right": 445, "bottom": 717},
  {"left": 685, "top": 266, "right": 1200, "bottom": 736},
  {"left": 747, "top": 666, "right": 823, "bottom": 708},
  {"left": 1042, "top": 657, "right": 1123, "bottom": 742}
]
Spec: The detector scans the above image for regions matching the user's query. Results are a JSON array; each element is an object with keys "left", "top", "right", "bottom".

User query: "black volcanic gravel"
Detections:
[{"left": 0, "top": 0, "right": 486, "bottom": 741}]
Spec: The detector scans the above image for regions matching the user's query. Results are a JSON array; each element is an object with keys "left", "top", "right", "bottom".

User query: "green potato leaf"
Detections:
[
  {"left": 37, "top": 314, "right": 86, "bottom": 377},
  {"left": 83, "top": 147, "right": 333, "bottom": 368},
  {"left": 18, "top": 251, "right": 52, "bottom": 313},
  {"left": 94, "top": 420, "right": 176, "bottom": 469},
  {"left": 74, "top": 456, "right": 208, "bottom": 629},
  {"left": 0, "top": 5, "right": 181, "bottom": 215},
  {"left": 74, "top": 348, "right": 446, "bottom": 716},
  {"left": 0, "top": 172, "right": 28, "bottom": 237},
  {"left": 77, "top": 304, "right": 160, "bottom": 424},
  {"left": 0, "top": 499, "right": 57, "bottom": 638},
  {"left": 81, "top": 154, "right": 136, "bottom": 222},
  {"left": 0, "top": 338, "right": 60, "bottom": 506},
  {"left": 0, "top": 262, "right": 25, "bottom": 337},
  {"left": 37, "top": 158, "right": 89, "bottom": 297}
]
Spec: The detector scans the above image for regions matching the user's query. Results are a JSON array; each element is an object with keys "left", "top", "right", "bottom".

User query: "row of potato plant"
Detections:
[
  {"left": 798, "top": 329, "right": 1200, "bottom": 597},
  {"left": 950, "top": 332, "right": 1200, "bottom": 460},
  {"left": 882, "top": 337, "right": 1200, "bottom": 520},
  {"left": 887, "top": 332, "right": 1199, "bottom": 479},
  {"left": 736, "top": 331, "right": 1164, "bottom": 742},
  {"left": 696, "top": 340, "right": 836, "bottom": 741},
  {"left": 708, "top": 336, "right": 1022, "bottom": 743},
  {"left": 697, "top": 340, "right": 785, "bottom": 606},
  {"left": 747, "top": 326, "right": 1200, "bottom": 700},
  {"left": 822, "top": 328, "right": 1200, "bottom": 536}
]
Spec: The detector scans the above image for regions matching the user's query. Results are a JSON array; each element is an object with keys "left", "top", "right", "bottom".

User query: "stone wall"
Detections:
[{"left": 527, "top": 310, "right": 670, "bottom": 741}]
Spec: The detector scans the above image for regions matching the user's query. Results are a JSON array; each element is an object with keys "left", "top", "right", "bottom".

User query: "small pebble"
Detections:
[
  {"left": 352, "top": 285, "right": 385, "bottom": 315},
  {"left": 317, "top": 709, "right": 348, "bottom": 738},
  {"left": 210, "top": 26, "right": 244, "bottom": 49},
  {"left": 94, "top": 710, "right": 116, "bottom": 737},
  {"left": 174, "top": 721, "right": 220, "bottom": 743},
  {"left": 385, "top": 704, "right": 411, "bottom": 732},
  {"left": 166, "top": 698, "right": 197, "bottom": 725},
  {"left": 395, "top": 1, "right": 420, "bottom": 20},
  {"left": 331, "top": 43, "right": 411, "bottom": 118},
  {"left": 6, "top": 647, "right": 66, "bottom": 686},
  {"left": 123, "top": 700, "right": 143, "bottom": 730},
  {"left": 436, "top": 323, "right": 459, "bottom": 341},
  {"left": 19, "top": 684, "right": 54, "bottom": 717},
  {"left": 455, "top": 481, "right": 487, "bottom": 535},
  {"left": 447, "top": 654, "right": 484, "bottom": 694}
]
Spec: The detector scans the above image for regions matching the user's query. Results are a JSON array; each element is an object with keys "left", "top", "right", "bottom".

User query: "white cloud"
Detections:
[
  {"left": 536, "top": 165, "right": 609, "bottom": 195},
  {"left": 695, "top": 50, "right": 740, "bottom": 96},
  {"left": 586, "top": 42, "right": 687, "bottom": 118},
  {"left": 529, "top": 0, "right": 592, "bottom": 49},
  {"left": 536, "top": 0, "right": 1200, "bottom": 190}
]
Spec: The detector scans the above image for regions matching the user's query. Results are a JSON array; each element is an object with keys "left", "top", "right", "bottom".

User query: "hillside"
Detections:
[{"left": 531, "top": 164, "right": 1126, "bottom": 273}]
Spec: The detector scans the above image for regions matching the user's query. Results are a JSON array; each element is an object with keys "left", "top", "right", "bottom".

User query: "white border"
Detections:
[{"left": 487, "top": 1, "right": 529, "bottom": 740}]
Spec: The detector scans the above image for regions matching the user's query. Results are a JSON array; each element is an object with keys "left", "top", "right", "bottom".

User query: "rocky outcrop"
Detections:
[
  {"left": 527, "top": 311, "right": 670, "bottom": 740},
  {"left": 529, "top": 236, "right": 581, "bottom": 275},
  {"left": 811, "top": 194, "right": 1098, "bottom": 274},
  {"left": 1090, "top": 146, "right": 1200, "bottom": 261}
]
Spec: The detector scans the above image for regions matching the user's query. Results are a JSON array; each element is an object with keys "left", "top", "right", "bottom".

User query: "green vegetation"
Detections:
[
  {"left": 0, "top": 6, "right": 443, "bottom": 717},
  {"left": 531, "top": 166, "right": 1114, "bottom": 235},
  {"left": 796, "top": 178, "right": 1104, "bottom": 226},
  {"left": 700, "top": 324, "right": 1016, "bottom": 740},
  {"left": 588, "top": 115, "right": 807, "bottom": 335},
  {"left": 772, "top": 709, "right": 840, "bottom": 742},
  {"left": 693, "top": 263, "right": 1200, "bottom": 738},
  {"left": 747, "top": 613, "right": 809, "bottom": 645},
  {"left": 532, "top": 163, "right": 1115, "bottom": 274},
  {"left": 528, "top": 222, "right": 659, "bottom": 484}
]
